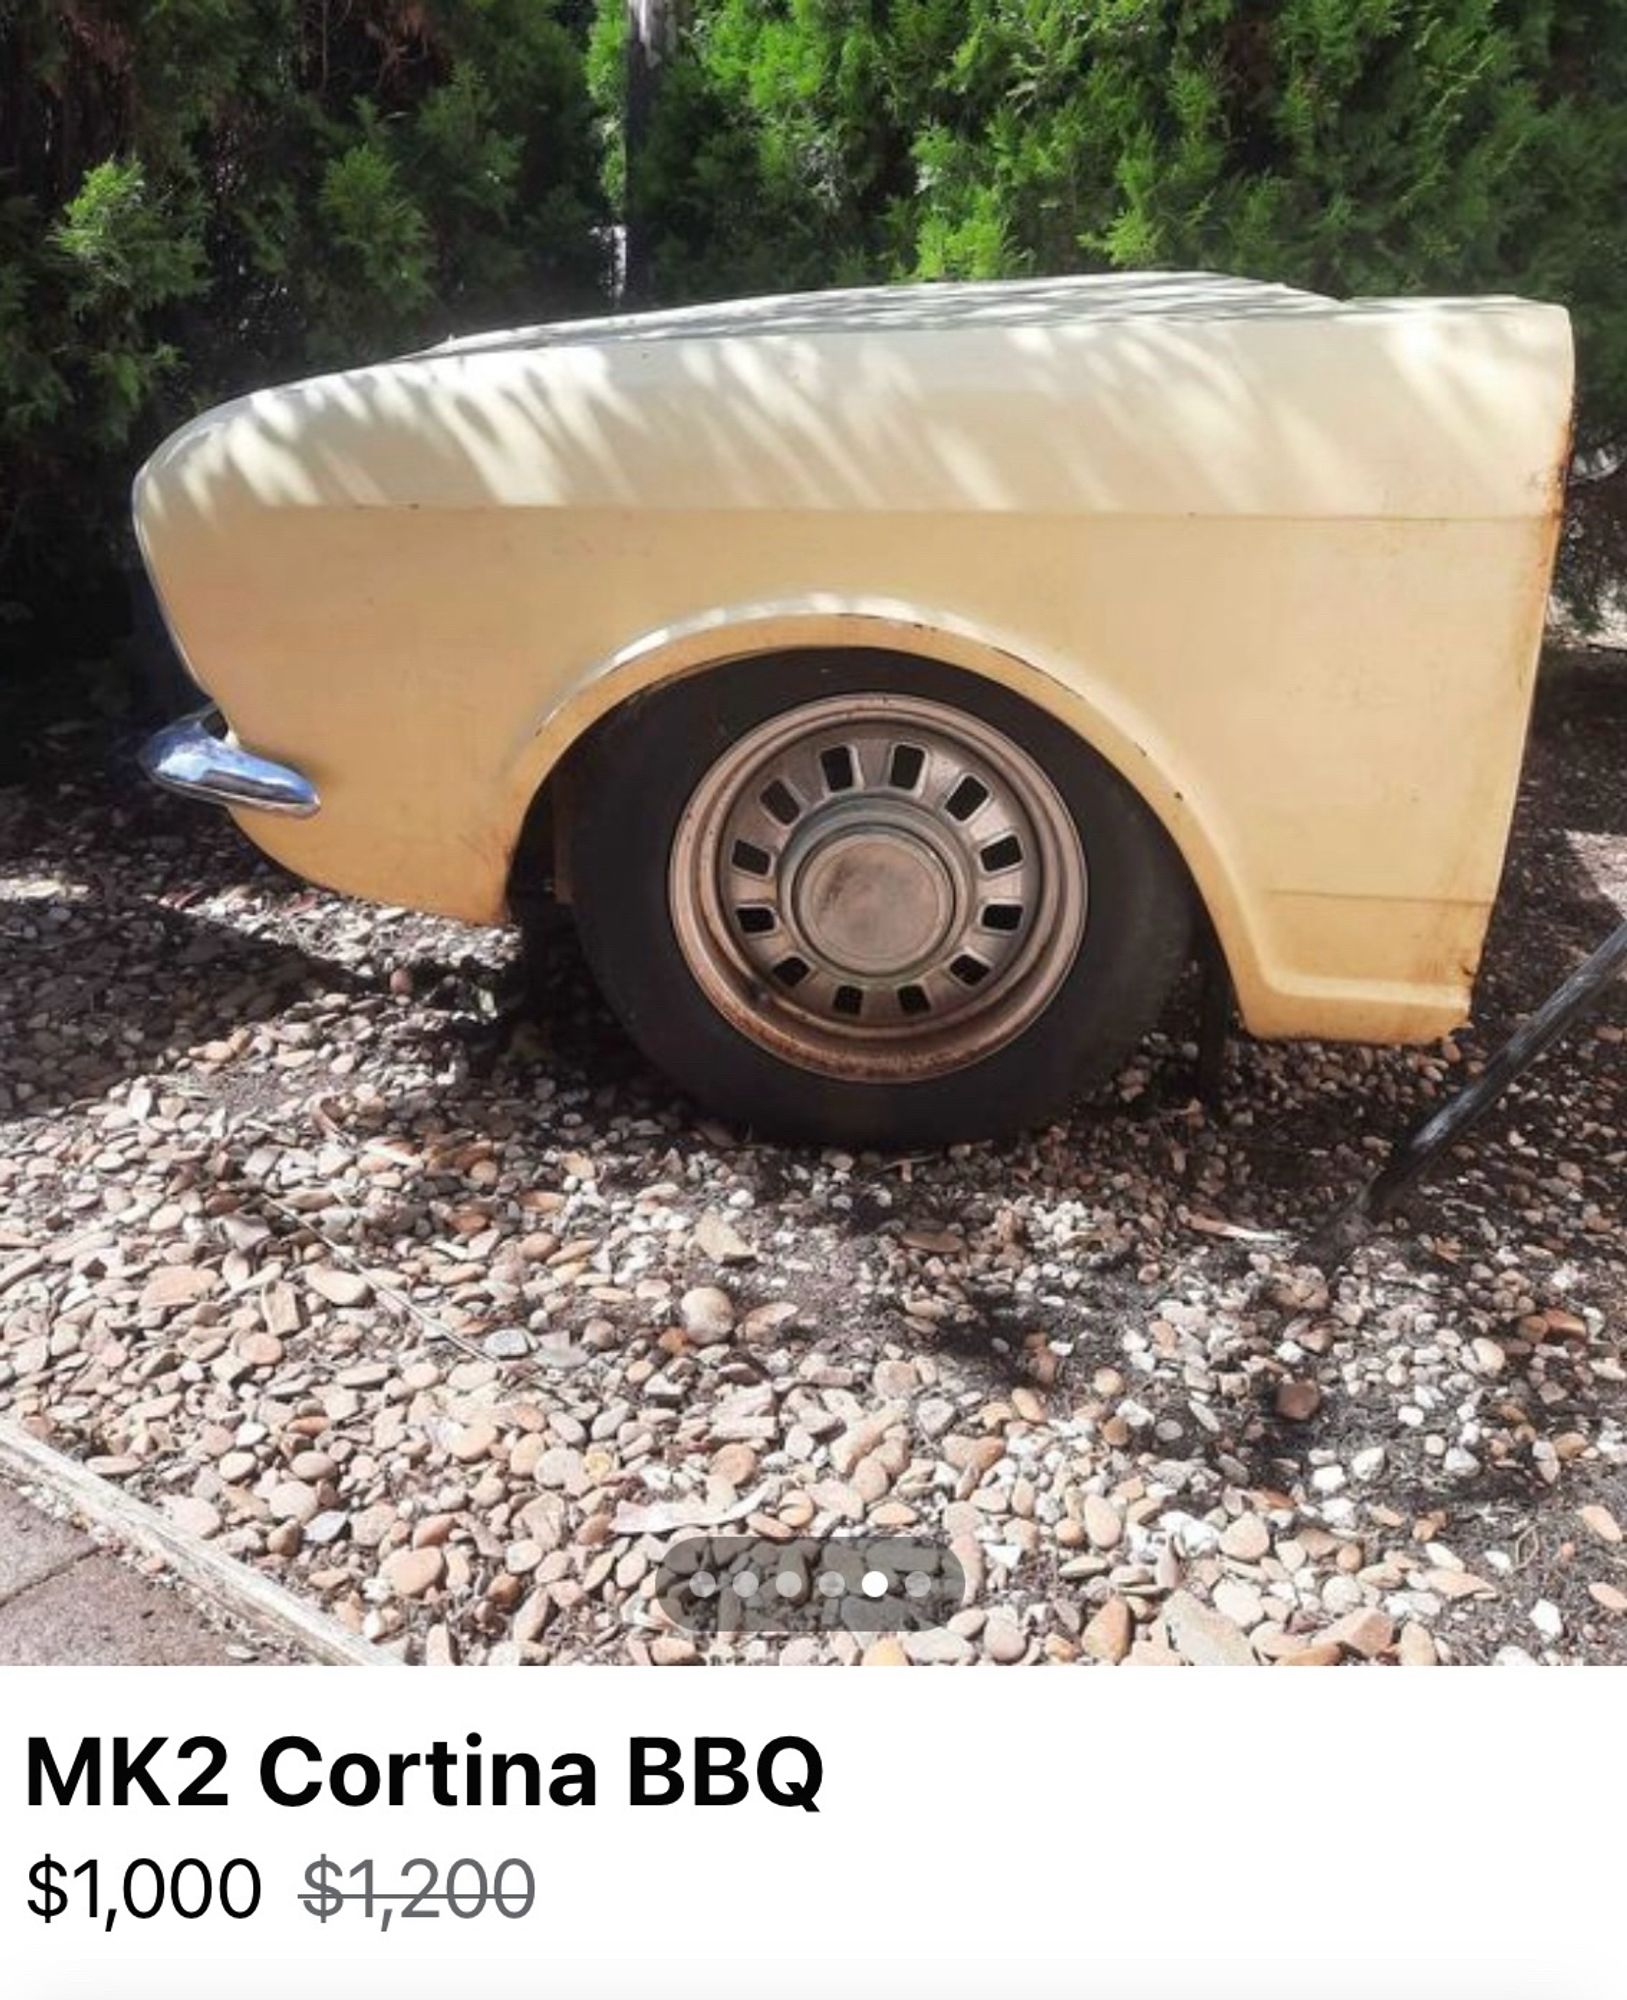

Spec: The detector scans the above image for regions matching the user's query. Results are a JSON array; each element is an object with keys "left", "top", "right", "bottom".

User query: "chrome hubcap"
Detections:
[
  {"left": 668, "top": 693, "right": 1088, "bottom": 1082},
  {"left": 794, "top": 818, "right": 956, "bottom": 974}
]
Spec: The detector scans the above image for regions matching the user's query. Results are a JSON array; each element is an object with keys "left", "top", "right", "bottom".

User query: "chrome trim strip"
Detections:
[{"left": 139, "top": 706, "right": 321, "bottom": 818}]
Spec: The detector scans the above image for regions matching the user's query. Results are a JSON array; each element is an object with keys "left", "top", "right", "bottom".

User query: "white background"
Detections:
[{"left": 2, "top": 1664, "right": 1620, "bottom": 1998}]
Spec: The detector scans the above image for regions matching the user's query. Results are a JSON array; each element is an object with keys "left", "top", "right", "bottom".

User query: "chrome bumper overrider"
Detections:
[{"left": 139, "top": 706, "right": 320, "bottom": 818}]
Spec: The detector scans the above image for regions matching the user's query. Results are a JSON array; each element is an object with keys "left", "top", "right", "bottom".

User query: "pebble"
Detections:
[
  {"left": 1321, "top": 1574, "right": 1363, "bottom": 1615},
  {"left": 694, "top": 1211, "right": 755, "bottom": 1265},
  {"left": 711, "top": 1443, "right": 759, "bottom": 1488},
  {"left": 1081, "top": 1597, "right": 1133, "bottom": 1664},
  {"left": 1218, "top": 1513, "right": 1269, "bottom": 1562},
  {"left": 1162, "top": 1591, "right": 1255, "bottom": 1667},
  {"left": 982, "top": 1618, "right": 1027, "bottom": 1664},
  {"left": 139, "top": 1266, "right": 215, "bottom": 1313},
  {"left": 1212, "top": 1579, "right": 1264, "bottom": 1629},
  {"left": 1275, "top": 1380, "right": 1322, "bottom": 1421},
  {"left": 1322, "top": 1608, "right": 1393, "bottom": 1659},
  {"left": 484, "top": 1329, "right": 531, "bottom": 1361},
  {"left": 1165, "top": 1512, "right": 1220, "bottom": 1559},
  {"left": 268, "top": 1480, "right": 319, "bottom": 1525},
  {"left": 1397, "top": 1623, "right": 1437, "bottom": 1666},
  {"left": 1529, "top": 1599, "right": 1564, "bottom": 1641},
  {"left": 1082, "top": 1494, "right": 1123, "bottom": 1550},
  {"left": 449, "top": 1422, "right": 498, "bottom": 1464},
  {"left": 903, "top": 1631, "right": 973, "bottom": 1665},
  {"left": 945, "top": 1436, "right": 1003, "bottom": 1476},
  {"left": 262, "top": 1284, "right": 302, "bottom": 1337},
  {"left": 351, "top": 1504, "right": 397, "bottom": 1549},
  {"left": 165, "top": 1497, "right": 221, "bottom": 1540},
  {"left": 306, "top": 1265, "right": 371, "bottom": 1307},
  {"left": 305, "top": 1510, "right": 350, "bottom": 1547},
  {"left": 382, "top": 1547, "right": 445, "bottom": 1599},
  {"left": 831, "top": 1409, "right": 901, "bottom": 1477},
  {"left": 679, "top": 1286, "right": 736, "bottom": 1340},
  {"left": 862, "top": 1637, "right": 910, "bottom": 1666}
]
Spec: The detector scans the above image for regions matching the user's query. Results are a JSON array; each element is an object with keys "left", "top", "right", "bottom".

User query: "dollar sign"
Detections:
[
  {"left": 299, "top": 1854, "right": 344, "bottom": 1922},
  {"left": 28, "top": 1855, "right": 68, "bottom": 1922}
]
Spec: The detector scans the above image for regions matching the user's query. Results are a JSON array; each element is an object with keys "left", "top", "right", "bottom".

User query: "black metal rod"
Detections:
[
  {"left": 1357, "top": 913, "right": 1627, "bottom": 1221},
  {"left": 1195, "top": 940, "right": 1233, "bottom": 1110}
]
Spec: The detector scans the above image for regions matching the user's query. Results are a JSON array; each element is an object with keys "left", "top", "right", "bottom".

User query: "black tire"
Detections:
[{"left": 561, "top": 651, "right": 1192, "bottom": 1146}]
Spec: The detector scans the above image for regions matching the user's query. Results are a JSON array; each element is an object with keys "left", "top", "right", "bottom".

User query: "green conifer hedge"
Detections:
[
  {"left": 4, "top": 1, "right": 1624, "bottom": 677},
  {"left": 1, "top": 1, "right": 605, "bottom": 668},
  {"left": 606, "top": 0, "right": 1627, "bottom": 621}
]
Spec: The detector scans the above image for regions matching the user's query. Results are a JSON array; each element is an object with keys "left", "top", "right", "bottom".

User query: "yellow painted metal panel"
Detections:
[{"left": 133, "top": 274, "right": 1574, "bottom": 1045}]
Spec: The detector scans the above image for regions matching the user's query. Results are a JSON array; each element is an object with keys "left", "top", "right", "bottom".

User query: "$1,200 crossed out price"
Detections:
[
  {"left": 26, "top": 1856, "right": 535, "bottom": 1932},
  {"left": 301, "top": 1855, "right": 535, "bottom": 1928}
]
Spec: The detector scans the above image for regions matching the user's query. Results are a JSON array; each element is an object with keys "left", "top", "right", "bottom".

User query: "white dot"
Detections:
[
  {"left": 904, "top": 1571, "right": 933, "bottom": 1600},
  {"left": 734, "top": 1571, "right": 760, "bottom": 1597},
  {"left": 861, "top": 1570, "right": 890, "bottom": 1599},
  {"left": 689, "top": 1572, "right": 717, "bottom": 1599},
  {"left": 817, "top": 1570, "right": 845, "bottom": 1598},
  {"left": 775, "top": 1569, "right": 803, "bottom": 1599}
]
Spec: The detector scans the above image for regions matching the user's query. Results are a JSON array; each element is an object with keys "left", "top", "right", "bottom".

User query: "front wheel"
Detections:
[{"left": 564, "top": 652, "right": 1192, "bottom": 1146}]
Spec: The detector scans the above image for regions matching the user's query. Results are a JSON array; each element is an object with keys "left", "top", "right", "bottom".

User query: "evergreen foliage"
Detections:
[
  {"left": 605, "top": 0, "right": 1627, "bottom": 616},
  {"left": 4, "top": 1, "right": 1625, "bottom": 668},
  {"left": 1, "top": 0, "right": 606, "bottom": 662}
]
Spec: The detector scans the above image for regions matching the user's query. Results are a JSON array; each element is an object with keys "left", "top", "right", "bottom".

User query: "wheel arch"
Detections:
[{"left": 502, "top": 601, "right": 1257, "bottom": 1004}]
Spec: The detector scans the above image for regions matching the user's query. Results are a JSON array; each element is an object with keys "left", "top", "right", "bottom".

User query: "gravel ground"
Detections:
[{"left": 1, "top": 649, "right": 1623, "bottom": 1666}]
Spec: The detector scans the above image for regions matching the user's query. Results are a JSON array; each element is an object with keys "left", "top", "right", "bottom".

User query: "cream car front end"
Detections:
[{"left": 135, "top": 273, "right": 1574, "bottom": 1140}]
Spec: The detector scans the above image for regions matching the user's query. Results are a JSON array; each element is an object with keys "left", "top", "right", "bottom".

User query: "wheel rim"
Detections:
[{"left": 668, "top": 692, "right": 1088, "bottom": 1082}]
